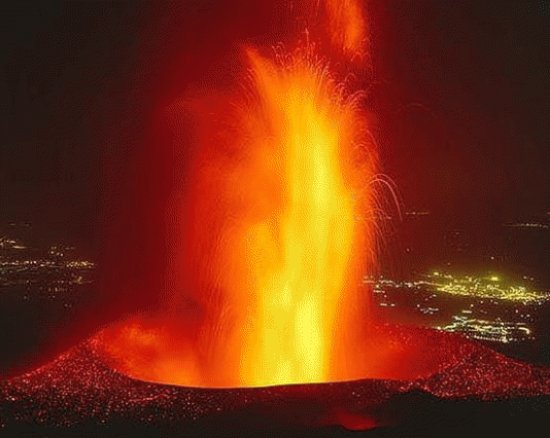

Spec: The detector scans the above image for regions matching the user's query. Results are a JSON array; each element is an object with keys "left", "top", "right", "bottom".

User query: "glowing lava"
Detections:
[
  {"left": 325, "top": 0, "right": 368, "bottom": 58},
  {"left": 232, "top": 47, "right": 375, "bottom": 386},
  {"left": 100, "top": 0, "right": 379, "bottom": 387}
]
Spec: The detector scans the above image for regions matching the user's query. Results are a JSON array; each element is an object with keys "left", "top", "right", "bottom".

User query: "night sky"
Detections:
[{"left": 1, "top": 0, "right": 549, "bottom": 251}]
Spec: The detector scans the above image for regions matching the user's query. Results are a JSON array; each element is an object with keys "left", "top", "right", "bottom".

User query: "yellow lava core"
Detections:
[{"left": 236, "top": 49, "right": 368, "bottom": 385}]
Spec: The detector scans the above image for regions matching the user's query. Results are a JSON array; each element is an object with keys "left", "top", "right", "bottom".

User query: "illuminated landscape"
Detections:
[
  {"left": 2, "top": 218, "right": 548, "bottom": 369},
  {"left": 1, "top": 1, "right": 549, "bottom": 436},
  {"left": 1, "top": 227, "right": 549, "bottom": 434}
]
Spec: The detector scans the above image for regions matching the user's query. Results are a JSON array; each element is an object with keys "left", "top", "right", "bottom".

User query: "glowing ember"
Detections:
[
  {"left": 99, "top": 0, "right": 378, "bottom": 387},
  {"left": 2, "top": 327, "right": 549, "bottom": 433}
]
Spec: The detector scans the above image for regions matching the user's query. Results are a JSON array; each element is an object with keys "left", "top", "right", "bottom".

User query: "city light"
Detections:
[
  {"left": 425, "top": 272, "right": 549, "bottom": 305},
  {"left": 436, "top": 316, "right": 534, "bottom": 343},
  {"left": 365, "top": 271, "right": 548, "bottom": 345}
]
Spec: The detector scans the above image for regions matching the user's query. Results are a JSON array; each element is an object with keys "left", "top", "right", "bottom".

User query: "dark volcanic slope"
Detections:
[{"left": 1, "top": 327, "right": 549, "bottom": 436}]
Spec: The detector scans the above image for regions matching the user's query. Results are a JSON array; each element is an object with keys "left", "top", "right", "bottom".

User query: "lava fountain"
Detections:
[
  {"left": 99, "top": 0, "right": 381, "bottom": 388},
  {"left": 225, "top": 47, "right": 376, "bottom": 386},
  {"left": 4, "top": 3, "right": 549, "bottom": 435}
]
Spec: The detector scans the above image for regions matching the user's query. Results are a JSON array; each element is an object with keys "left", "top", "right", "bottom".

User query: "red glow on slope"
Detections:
[{"left": 2, "top": 327, "right": 549, "bottom": 431}]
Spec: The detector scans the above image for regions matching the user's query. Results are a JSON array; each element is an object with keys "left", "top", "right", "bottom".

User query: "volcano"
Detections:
[
  {"left": 1, "top": 324, "right": 549, "bottom": 436},
  {"left": 2, "top": 1, "right": 549, "bottom": 436}
]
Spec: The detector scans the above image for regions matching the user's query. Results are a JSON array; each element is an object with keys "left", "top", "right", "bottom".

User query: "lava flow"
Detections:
[{"left": 98, "top": 0, "right": 379, "bottom": 388}]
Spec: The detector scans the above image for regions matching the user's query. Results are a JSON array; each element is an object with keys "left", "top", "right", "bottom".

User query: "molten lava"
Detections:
[
  {"left": 231, "top": 48, "right": 375, "bottom": 386},
  {"left": 100, "top": 0, "right": 380, "bottom": 387}
]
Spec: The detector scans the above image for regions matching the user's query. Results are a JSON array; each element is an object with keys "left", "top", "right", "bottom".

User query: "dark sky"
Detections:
[
  {"left": 370, "top": 1, "right": 550, "bottom": 229},
  {"left": 1, "top": 0, "right": 548, "bottom": 250}
]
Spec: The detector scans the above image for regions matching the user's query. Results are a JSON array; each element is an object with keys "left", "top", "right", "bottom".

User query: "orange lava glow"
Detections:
[
  {"left": 100, "top": 0, "right": 381, "bottom": 387},
  {"left": 232, "top": 47, "right": 375, "bottom": 386},
  {"left": 325, "top": 0, "right": 368, "bottom": 58}
]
